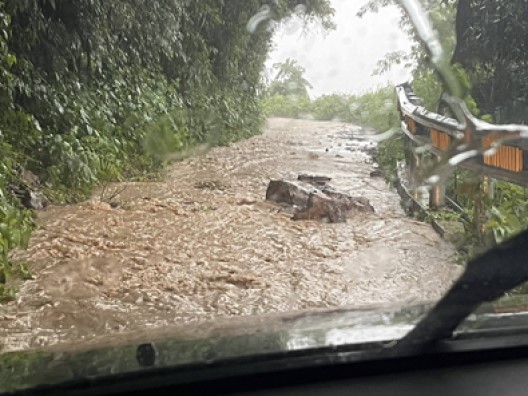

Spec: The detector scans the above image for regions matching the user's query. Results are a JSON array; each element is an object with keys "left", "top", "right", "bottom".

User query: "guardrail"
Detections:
[{"left": 396, "top": 83, "right": 528, "bottom": 188}]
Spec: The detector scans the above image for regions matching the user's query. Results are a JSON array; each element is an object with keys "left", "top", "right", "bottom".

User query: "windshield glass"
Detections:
[{"left": 1, "top": 0, "right": 528, "bottom": 391}]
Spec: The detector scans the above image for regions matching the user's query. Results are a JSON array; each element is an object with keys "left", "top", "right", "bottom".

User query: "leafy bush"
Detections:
[
  {"left": 309, "top": 94, "right": 351, "bottom": 121},
  {"left": 376, "top": 133, "right": 405, "bottom": 182},
  {"left": 0, "top": 193, "right": 33, "bottom": 301},
  {"left": 264, "top": 85, "right": 400, "bottom": 132},
  {"left": 346, "top": 87, "right": 400, "bottom": 131}
]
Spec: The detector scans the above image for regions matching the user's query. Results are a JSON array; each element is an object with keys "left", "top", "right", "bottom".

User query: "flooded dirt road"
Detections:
[{"left": 0, "top": 118, "right": 461, "bottom": 352}]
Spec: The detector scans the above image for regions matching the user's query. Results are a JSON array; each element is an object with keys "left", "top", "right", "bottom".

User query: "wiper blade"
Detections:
[{"left": 390, "top": 228, "right": 528, "bottom": 354}]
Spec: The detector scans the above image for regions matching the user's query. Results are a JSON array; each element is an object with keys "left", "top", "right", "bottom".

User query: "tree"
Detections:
[
  {"left": 361, "top": 0, "right": 528, "bottom": 122},
  {"left": 452, "top": 0, "right": 528, "bottom": 122},
  {"left": 358, "top": 0, "right": 457, "bottom": 77},
  {"left": 268, "top": 58, "right": 313, "bottom": 98}
]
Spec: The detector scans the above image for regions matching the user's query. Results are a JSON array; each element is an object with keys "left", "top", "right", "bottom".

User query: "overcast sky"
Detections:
[{"left": 266, "top": 0, "right": 413, "bottom": 97}]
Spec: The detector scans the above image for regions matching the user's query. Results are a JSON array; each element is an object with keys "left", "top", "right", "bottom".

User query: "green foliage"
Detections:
[
  {"left": 438, "top": 171, "right": 528, "bottom": 258},
  {"left": 263, "top": 58, "right": 314, "bottom": 119},
  {"left": 361, "top": 0, "right": 528, "bottom": 123},
  {"left": 425, "top": 209, "right": 464, "bottom": 223},
  {"left": 485, "top": 182, "right": 528, "bottom": 244},
  {"left": 359, "top": 0, "right": 457, "bottom": 78},
  {"left": 268, "top": 58, "right": 313, "bottom": 98},
  {"left": 376, "top": 133, "right": 405, "bottom": 182},
  {"left": 261, "top": 94, "right": 311, "bottom": 119},
  {"left": 0, "top": 201, "right": 34, "bottom": 300},
  {"left": 412, "top": 69, "right": 444, "bottom": 112},
  {"left": 359, "top": 0, "right": 528, "bottom": 280},
  {"left": 412, "top": 64, "right": 487, "bottom": 118},
  {"left": 264, "top": 84, "right": 400, "bottom": 132},
  {"left": 453, "top": 0, "right": 528, "bottom": 122},
  {"left": 308, "top": 94, "right": 350, "bottom": 121},
  {"left": 346, "top": 87, "right": 400, "bottom": 131}
]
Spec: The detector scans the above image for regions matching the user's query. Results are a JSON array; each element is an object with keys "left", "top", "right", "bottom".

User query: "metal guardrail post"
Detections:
[
  {"left": 429, "top": 157, "right": 446, "bottom": 209},
  {"left": 406, "top": 137, "right": 426, "bottom": 205},
  {"left": 482, "top": 175, "right": 495, "bottom": 200},
  {"left": 429, "top": 184, "right": 445, "bottom": 209}
]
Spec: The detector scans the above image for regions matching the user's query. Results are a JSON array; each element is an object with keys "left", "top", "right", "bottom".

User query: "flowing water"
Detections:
[{"left": 0, "top": 118, "right": 461, "bottom": 353}]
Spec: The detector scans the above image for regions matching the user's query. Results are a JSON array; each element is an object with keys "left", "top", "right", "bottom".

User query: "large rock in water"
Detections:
[
  {"left": 265, "top": 178, "right": 374, "bottom": 223},
  {"left": 292, "top": 191, "right": 347, "bottom": 222},
  {"left": 23, "top": 190, "right": 47, "bottom": 210},
  {"left": 320, "top": 188, "right": 375, "bottom": 213},
  {"left": 6, "top": 166, "right": 48, "bottom": 210},
  {"left": 8, "top": 184, "right": 48, "bottom": 210},
  {"left": 265, "top": 180, "right": 318, "bottom": 207}
]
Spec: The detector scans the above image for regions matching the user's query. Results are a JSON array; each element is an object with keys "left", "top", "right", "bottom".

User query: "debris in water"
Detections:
[
  {"left": 266, "top": 176, "right": 374, "bottom": 223},
  {"left": 297, "top": 174, "right": 332, "bottom": 187},
  {"left": 370, "top": 170, "right": 384, "bottom": 178}
]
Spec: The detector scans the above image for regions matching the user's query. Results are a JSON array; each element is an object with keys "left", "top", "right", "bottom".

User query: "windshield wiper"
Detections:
[{"left": 390, "top": 228, "right": 528, "bottom": 354}]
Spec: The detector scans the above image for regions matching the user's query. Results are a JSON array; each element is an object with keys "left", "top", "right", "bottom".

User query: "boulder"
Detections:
[
  {"left": 292, "top": 191, "right": 347, "bottom": 223},
  {"left": 265, "top": 180, "right": 317, "bottom": 207},
  {"left": 321, "top": 188, "right": 375, "bottom": 213},
  {"left": 8, "top": 184, "right": 48, "bottom": 210},
  {"left": 370, "top": 169, "right": 384, "bottom": 178},
  {"left": 266, "top": 176, "right": 374, "bottom": 223},
  {"left": 22, "top": 190, "right": 47, "bottom": 210}
]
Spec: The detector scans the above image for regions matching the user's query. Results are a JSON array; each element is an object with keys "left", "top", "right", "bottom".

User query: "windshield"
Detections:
[{"left": 1, "top": 0, "right": 528, "bottom": 392}]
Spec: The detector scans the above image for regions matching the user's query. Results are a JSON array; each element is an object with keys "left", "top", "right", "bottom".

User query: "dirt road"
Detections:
[{"left": 0, "top": 118, "right": 462, "bottom": 352}]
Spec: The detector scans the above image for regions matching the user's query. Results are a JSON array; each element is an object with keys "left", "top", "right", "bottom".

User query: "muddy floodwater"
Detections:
[{"left": 0, "top": 118, "right": 462, "bottom": 353}]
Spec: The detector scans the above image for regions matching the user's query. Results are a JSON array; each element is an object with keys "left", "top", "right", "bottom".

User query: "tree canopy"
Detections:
[
  {"left": 268, "top": 58, "right": 313, "bottom": 98},
  {"left": 453, "top": 0, "right": 528, "bottom": 122},
  {"left": 360, "top": 0, "right": 528, "bottom": 123}
]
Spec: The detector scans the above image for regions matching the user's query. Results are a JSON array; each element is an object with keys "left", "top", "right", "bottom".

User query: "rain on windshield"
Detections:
[{"left": 0, "top": 0, "right": 527, "bottom": 354}]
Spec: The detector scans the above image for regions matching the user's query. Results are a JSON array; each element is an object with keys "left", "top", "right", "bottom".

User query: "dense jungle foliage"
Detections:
[
  {"left": 453, "top": 0, "right": 528, "bottom": 123},
  {"left": 0, "top": 0, "right": 334, "bottom": 299}
]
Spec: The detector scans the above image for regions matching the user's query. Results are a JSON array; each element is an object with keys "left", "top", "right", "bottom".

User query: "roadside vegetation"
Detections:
[{"left": 262, "top": 60, "right": 399, "bottom": 132}]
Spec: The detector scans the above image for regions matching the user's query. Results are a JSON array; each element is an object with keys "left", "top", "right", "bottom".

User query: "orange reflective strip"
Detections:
[
  {"left": 430, "top": 129, "right": 451, "bottom": 151},
  {"left": 406, "top": 116, "right": 417, "bottom": 134},
  {"left": 484, "top": 145, "right": 524, "bottom": 172}
]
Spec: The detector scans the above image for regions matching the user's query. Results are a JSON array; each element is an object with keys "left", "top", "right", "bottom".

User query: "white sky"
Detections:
[{"left": 266, "top": 0, "right": 413, "bottom": 97}]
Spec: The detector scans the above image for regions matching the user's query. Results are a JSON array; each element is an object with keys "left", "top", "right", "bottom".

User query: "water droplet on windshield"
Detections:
[
  {"left": 400, "top": 0, "right": 459, "bottom": 97},
  {"left": 427, "top": 175, "right": 440, "bottom": 185},
  {"left": 247, "top": 5, "right": 273, "bottom": 34},
  {"left": 447, "top": 150, "right": 479, "bottom": 166},
  {"left": 201, "top": 346, "right": 219, "bottom": 364},
  {"left": 136, "top": 343, "right": 158, "bottom": 367},
  {"left": 294, "top": 4, "right": 307, "bottom": 15}
]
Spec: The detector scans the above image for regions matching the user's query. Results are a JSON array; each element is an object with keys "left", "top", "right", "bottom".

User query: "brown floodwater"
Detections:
[{"left": 0, "top": 118, "right": 462, "bottom": 353}]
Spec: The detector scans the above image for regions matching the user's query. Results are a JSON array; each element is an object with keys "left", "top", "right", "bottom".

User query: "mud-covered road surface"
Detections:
[{"left": 0, "top": 118, "right": 462, "bottom": 353}]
